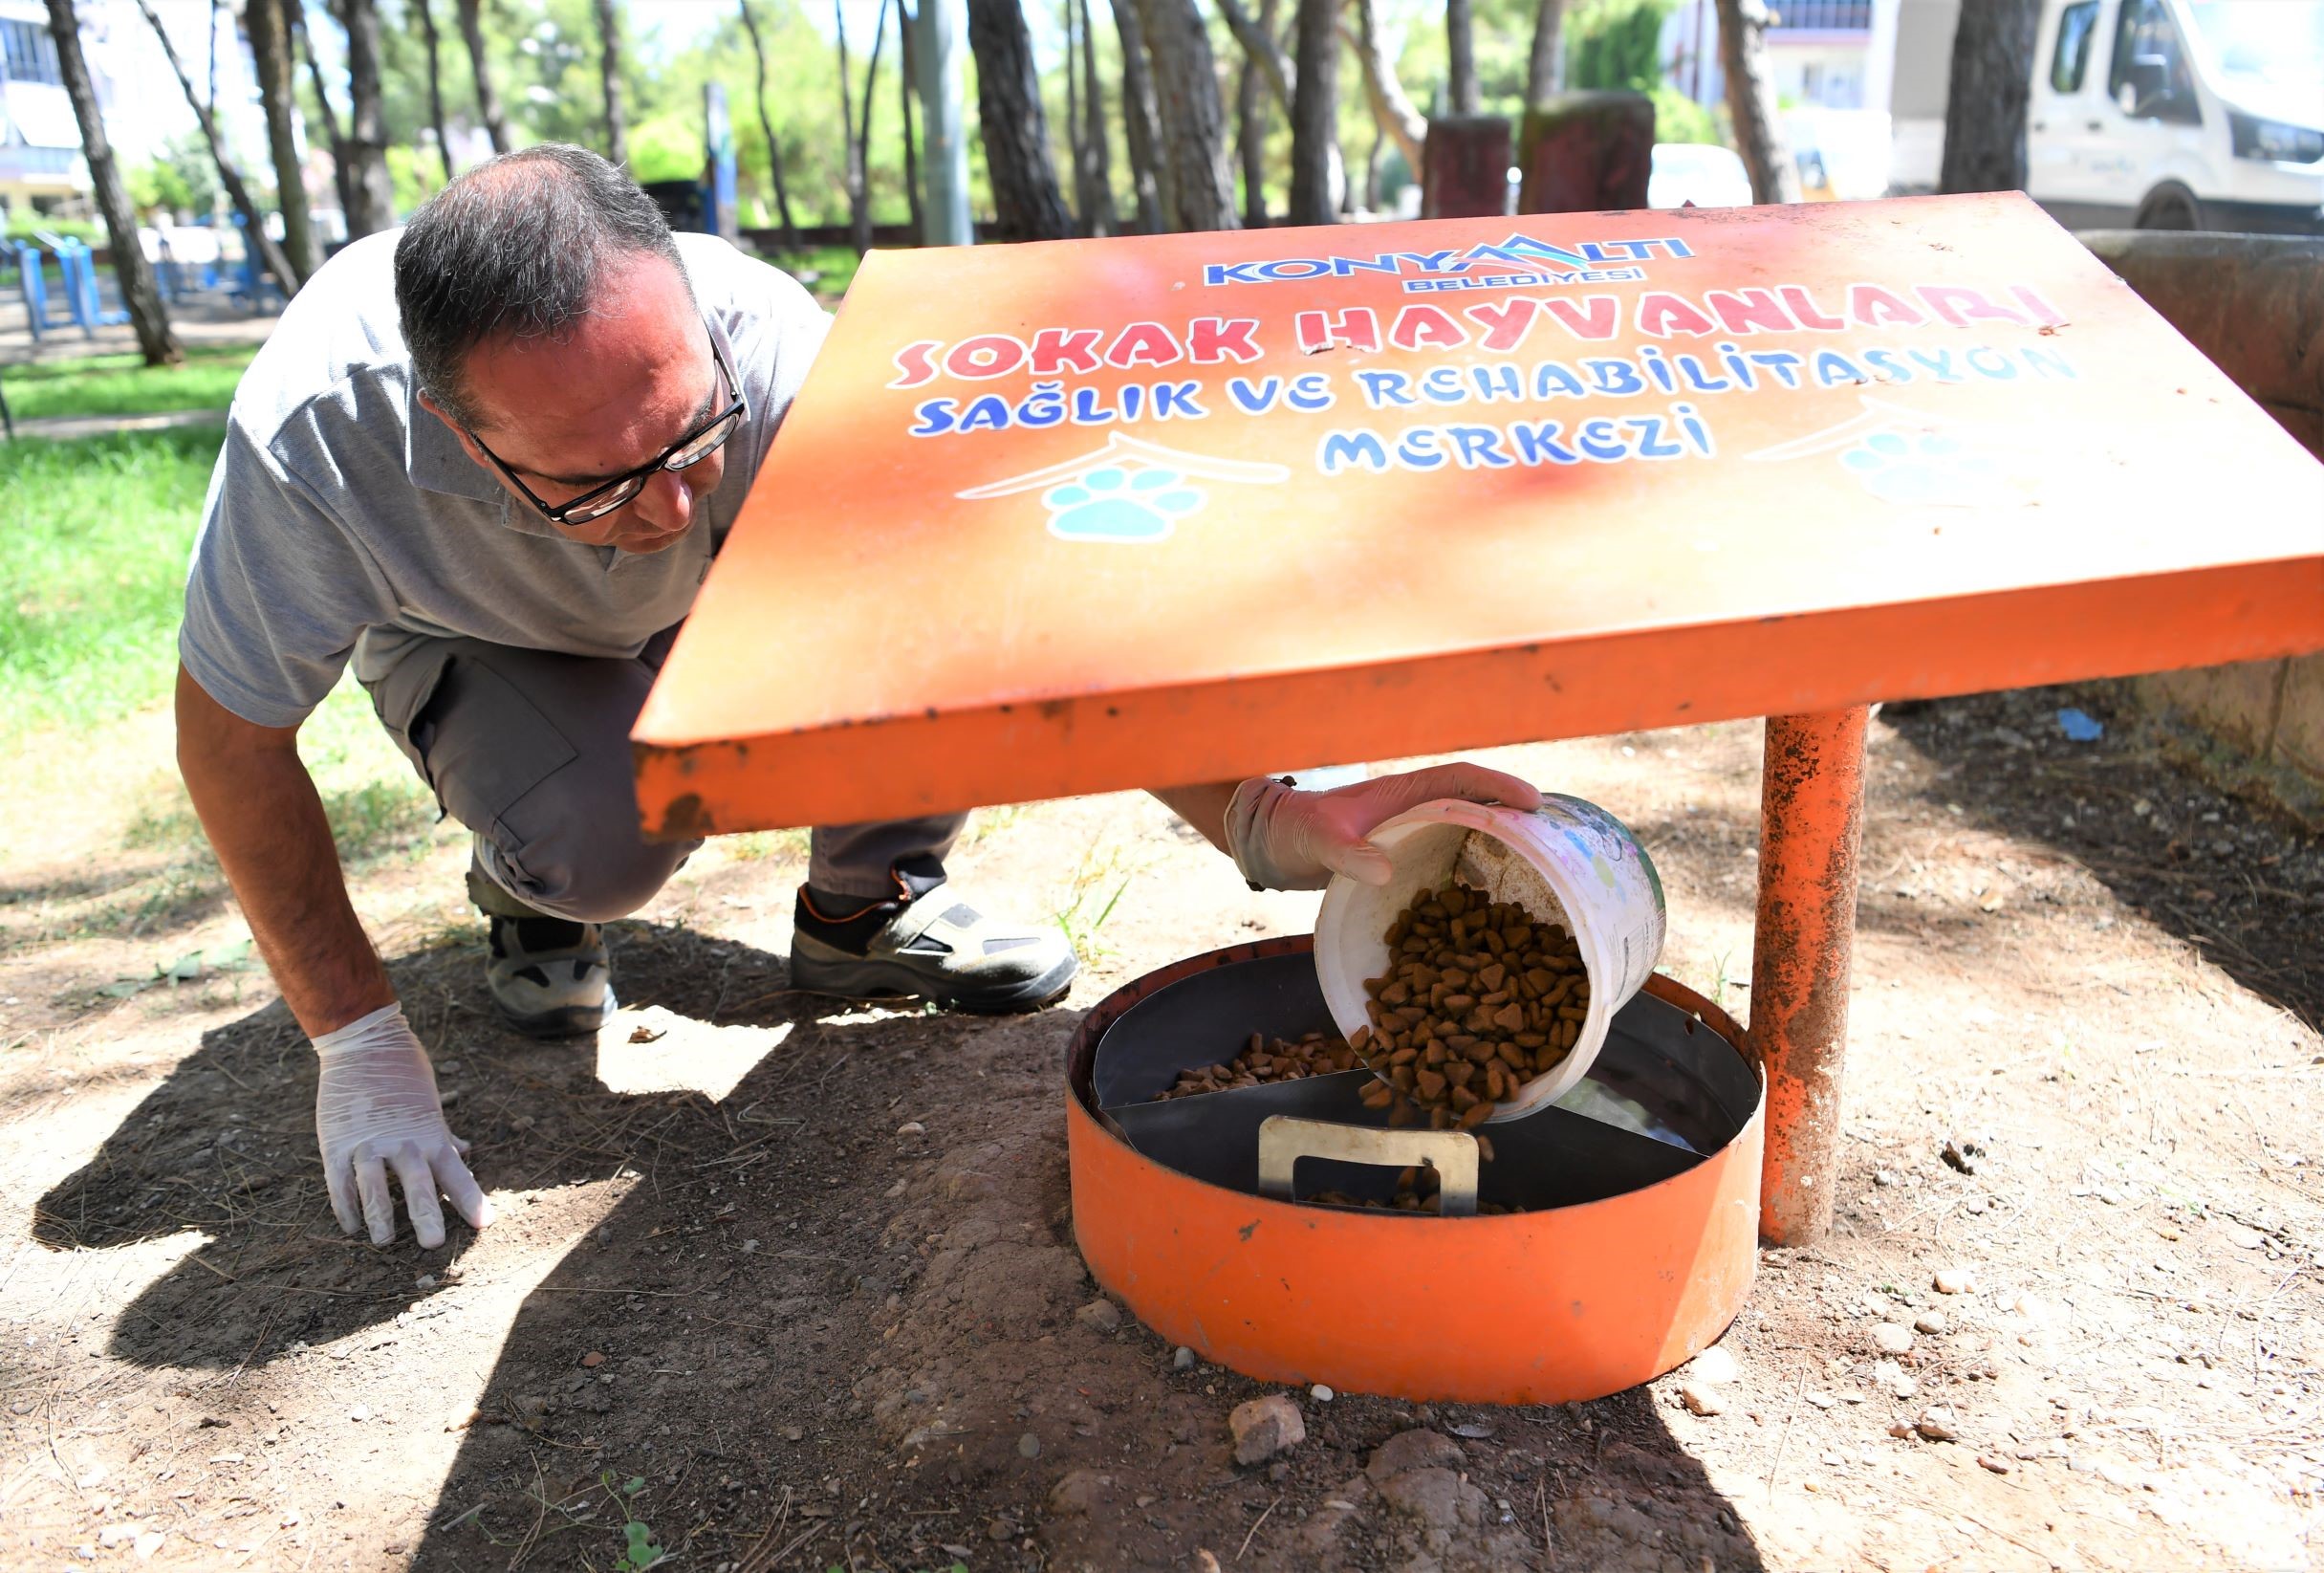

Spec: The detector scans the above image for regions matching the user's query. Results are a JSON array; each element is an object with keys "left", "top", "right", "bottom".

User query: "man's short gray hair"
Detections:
[{"left": 395, "top": 143, "right": 688, "bottom": 429}]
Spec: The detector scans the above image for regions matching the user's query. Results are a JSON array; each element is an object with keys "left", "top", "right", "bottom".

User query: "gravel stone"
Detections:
[
  {"left": 1679, "top": 1383, "right": 1725, "bottom": 1416},
  {"left": 1686, "top": 1345, "right": 1741, "bottom": 1385},
  {"left": 1172, "top": 1345, "right": 1197, "bottom": 1371},
  {"left": 1073, "top": 1299, "right": 1121, "bottom": 1334},
  {"left": 1228, "top": 1394, "right": 1306, "bottom": 1465},
  {"left": 1913, "top": 1312, "right": 1949, "bottom": 1336},
  {"left": 1933, "top": 1267, "right": 1978, "bottom": 1295},
  {"left": 1871, "top": 1322, "right": 1915, "bottom": 1356}
]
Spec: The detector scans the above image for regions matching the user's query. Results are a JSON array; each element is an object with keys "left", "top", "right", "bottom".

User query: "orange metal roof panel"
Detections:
[{"left": 634, "top": 192, "right": 2324, "bottom": 836}]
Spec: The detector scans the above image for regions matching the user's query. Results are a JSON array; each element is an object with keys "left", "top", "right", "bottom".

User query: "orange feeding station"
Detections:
[{"left": 634, "top": 192, "right": 2324, "bottom": 1403}]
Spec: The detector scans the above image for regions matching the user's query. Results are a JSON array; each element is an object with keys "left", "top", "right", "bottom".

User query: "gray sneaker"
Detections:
[
  {"left": 486, "top": 914, "right": 615, "bottom": 1038},
  {"left": 469, "top": 857, "right": 613, "bottom": 1038},
  {"left": 789, "top": 885, "right": 1077, "bottom": 1014}
]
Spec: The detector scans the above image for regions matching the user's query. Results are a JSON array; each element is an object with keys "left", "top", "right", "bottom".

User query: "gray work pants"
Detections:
[{"left": 364, "top": 631, "right": 965, "bottom": 922}]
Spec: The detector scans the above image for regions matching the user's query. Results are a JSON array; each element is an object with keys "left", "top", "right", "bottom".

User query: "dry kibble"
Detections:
[
  {"left": 1158, "top": 1029, "right": 1354, "bottom": 1100},
  {"left": 1352, "top": 880, "right": 1589, "bottom": 1130}
]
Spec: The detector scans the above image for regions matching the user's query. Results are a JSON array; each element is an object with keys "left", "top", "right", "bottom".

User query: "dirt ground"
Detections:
[{"left": 3, "top": 681, "right": 2318, "bottom": 1572}]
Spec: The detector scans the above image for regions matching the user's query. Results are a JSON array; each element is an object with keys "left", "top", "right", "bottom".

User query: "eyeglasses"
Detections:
[{"left": 467, "top": 325, "right": 748, "bottom": 527}]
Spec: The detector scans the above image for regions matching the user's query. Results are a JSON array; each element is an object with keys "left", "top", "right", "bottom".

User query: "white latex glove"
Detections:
[
  {"left": 1224, "top": 763, "right": 1545, "bottom": 890},
  {"left": 313, "top": 1004, "right": 492, "bottom": 1249}
]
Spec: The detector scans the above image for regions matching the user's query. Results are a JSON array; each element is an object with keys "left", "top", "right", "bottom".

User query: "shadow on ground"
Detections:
[
  {"left": 1886, "top": 684, "right": 2324, "bottom": 1031},
  {"left": 34, "top": 921, "right": 1764, "bottom": 1571}
]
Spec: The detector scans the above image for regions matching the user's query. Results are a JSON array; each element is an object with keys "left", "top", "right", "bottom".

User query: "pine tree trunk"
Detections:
[
  {"left": 1064, "top": 0, "right": 1082, "bottom": 229},
  {"left": 1235, "top": 0, "right": 1275, "bottom": 225},
  {"left": 594, "top": 0, "right": 629, "bottom": 166},
  {"left": 45, "top": 0, "right": 180, "bottom": 363},
  {"left": 457, "top": 0, "right": 511, "bottom": 156},
  {"left": 1526, "top": 0, "right": 1566, "bottom": 102},
  {"left": 244, "top": 0, "right": 316, "bottom": 282},
  {"left": 739, "top": 0, "right": 802, "bottom": 248},
  {"left": 335, "top": 0, "right": 398, "bottom": 232},
  {"left": 852, "top": 2, "right": 886, "bottom": 252},
  {"left": 132, "top": 0, "right": 302, "bottom": 292},
  {"left": 1344, "top": 0, "right": 1422, "bottom": 172},
  {"left": 965, "top": 0, "right": 1074, "bottom": 239},
  {"left": 289, "top": 0, "right": 358, "bottom": 218},
  {"left": 896, "top": 0, "right": 923, "bottom": 243},
  {"left": 415, "top": 0, "right": 454, "bottom": 182},
  {"left": 1075, "top": 0, "right": 1117, "bottom": 235},
  {"left": 1109, "top": 0, "right": 1167, "bottom": 229},
  {"left": 1287, "top": 0, "right": 1338, "bottom": 224},
  {"left": 1939, "top": 0, "right": 2041, "bottom": 194},
  {"left": 1446, "top": 0, "right": 1479, "bottom": 115},
  {"left": 1714, "top": 0, "right": 1798, "bottom": 203},
  {"left": 1136, "top": 0, "right": 1237, "bottom": 230}
]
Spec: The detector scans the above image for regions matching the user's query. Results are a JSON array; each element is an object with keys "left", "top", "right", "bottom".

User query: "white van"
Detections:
[{"left": 1890, "top": 0, "right": 2324, "bottom": 233}]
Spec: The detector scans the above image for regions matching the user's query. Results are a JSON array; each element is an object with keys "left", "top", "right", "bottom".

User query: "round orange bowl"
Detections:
[{"left": 1066, "top": 935, "right": 1763, "bottom": 1405}]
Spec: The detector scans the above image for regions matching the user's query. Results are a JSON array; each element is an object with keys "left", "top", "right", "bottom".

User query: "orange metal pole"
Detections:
[{"left": 1750, "top": 706, "right": 1869, "bottom": 1246}]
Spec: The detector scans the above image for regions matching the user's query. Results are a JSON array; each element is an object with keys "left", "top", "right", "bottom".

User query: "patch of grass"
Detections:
[
  {"left": 767, "top": 243, "right": 866, "bottom": 304},
  {"left": 1052, "top": 840, "right": 1135, "bottom": 963},
  {"left": 2, "top": 342, "right": 255, "bottom": 423},
  {"left": 722, "top": 827, "right": 811, "bottom": 862},
  {"left": 0, "top": 426, "right": 224, "bottom": 738}
]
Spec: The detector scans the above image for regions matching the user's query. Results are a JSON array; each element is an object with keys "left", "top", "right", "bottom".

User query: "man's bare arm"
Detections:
[
  {"left": 174, "top": 665, "right": 393, "bottom": 1037},
  {"left": 1149, "top": 783, "right": 1237, "bottom": 859}
]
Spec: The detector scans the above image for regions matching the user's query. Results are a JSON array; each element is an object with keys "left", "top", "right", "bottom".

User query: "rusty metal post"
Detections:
[{"left": 1751, "top": 706, "right": 1869, "bottom": 1246}]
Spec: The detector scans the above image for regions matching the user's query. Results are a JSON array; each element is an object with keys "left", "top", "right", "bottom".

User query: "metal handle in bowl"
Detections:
[{"left": 1254, "top": 1115, "right": 1480, "bottom": 1216}]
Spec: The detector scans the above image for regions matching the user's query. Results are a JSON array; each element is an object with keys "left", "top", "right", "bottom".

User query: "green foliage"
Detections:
[
  {"left": 4, "top": 215, "right": 101, "bottom": 245},
  {"left": 604, "top": 1473, "right": 663, "bottom": 1571},
  {"left": 626, "top": 111, "right": 704, "bottom": 185},
  {"left": 1649, "top": 83, "right": 1720, "bottom": 143},
  {"left": 1567, "top": 0, "right": 1676, "bottom": 93},
  {"left": 0, "top": 343, "right": 256, "bottom": 423},
  {"left": 127, "top": 133, "right": 222, "bottom": 219},
  {"left": 0, "top": 427, "right": 226, "bottom": 739}
]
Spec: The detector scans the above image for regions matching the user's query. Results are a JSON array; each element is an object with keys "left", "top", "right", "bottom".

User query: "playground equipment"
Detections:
[
  {"left": 12, "top": 232, "right": 126, "bottom": 343},
  {"left": 227, "top": 213, "right": 284, "bottom": 313}
]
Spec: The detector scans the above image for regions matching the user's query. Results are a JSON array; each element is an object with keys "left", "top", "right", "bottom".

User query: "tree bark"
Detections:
[
  {"left": 1138, "top": 0, "right": 1237, "bottom": 229},
  {"left": 245, "top": 0, "right": 317, "bottom": 283},
  {"left": 1109, "top": 0, "right": 1167, "bottom": 229},
  {"left": 850, "top": 0, "right": 886, "bottom": 252},
  {"left": 289, "top": 0, "right": 357, "bottom": 219},
  {"left": 1714, "top": 0, "right": 1798, "bottom": 203},
  {"left": 593, "top": 0, "right": 629, "bottom": 166},
  {"left": 1526, "top": 0, "right": 1566, "bottom": 103},
  {"left": 1075, "top": 0, "right": 1118, "bottom": 235},
  {"left": 45, "top": 0, "right": 180, "bottom": 362},
  {"left": 1938, "top": 0, "right": 2041, "bottom": 194},
  {"left": 895, "top": 0, "right": 923, "bottom": 243},
  {"left": 132, "top": 0, "right": 302, "bottom": 293},
  {"left": 1343, "top": 0, "right": 1422, "bottom": 173},
  {"left": 965, "top": 0, "right": 1075, "bottom": 239},
  {"left": 1234, "top": 0, "right": 1269, "bottom": 227},
  {"left": 415, "top": 0, "right": 454, "bottom": 182},
  {"left": 333, "top": 0, "right": 398, "bottom": 233},
  {"left": 1064, "top": 0, "right": 1082, "bottom": 225},
  {"left": 1217, "top": 0, "right": 1292, "bottom": 106},
  {"left": 456, "top": 0, "right": 511, "bottom": 156},
  {"left": 1286, "top": 0, "right": 1339, "bottom": 224},
  {"left": 739, "top": 0, "right": 802, "bottom": 248},
  {"left": 1446, "top": 0, "right": 1478, "bottom": 114}
]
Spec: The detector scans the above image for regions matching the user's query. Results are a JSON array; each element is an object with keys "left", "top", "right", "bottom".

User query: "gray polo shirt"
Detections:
[{"left": 180, "top": 229, "right": 831, "bottom": 729}]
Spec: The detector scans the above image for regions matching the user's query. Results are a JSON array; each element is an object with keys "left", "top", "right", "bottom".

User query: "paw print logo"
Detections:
[
  {"left": 1040, "top": 466, "right": 1205, "bottom": 542},
  {"left": 1839, "top": 430, "right": 2007, "bottom": 508}
]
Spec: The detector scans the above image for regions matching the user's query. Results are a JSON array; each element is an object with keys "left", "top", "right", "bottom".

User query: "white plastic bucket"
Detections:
[{"left": 1313, "top": 795, "right": 1668, "bottom": 1122}]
